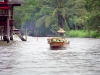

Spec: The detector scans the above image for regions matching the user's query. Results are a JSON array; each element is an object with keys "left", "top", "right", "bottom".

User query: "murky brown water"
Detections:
[{"left": 0, "top": 37, "right": 100, "bottom": 75}]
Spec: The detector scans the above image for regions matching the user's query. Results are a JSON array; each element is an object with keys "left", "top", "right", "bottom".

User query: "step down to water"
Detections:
[
  {"left": 13, "top": 29, "right": 26, "bottom": 41},
  {"left": 13, "top": 29, "right": 21, "bottom": 34}
]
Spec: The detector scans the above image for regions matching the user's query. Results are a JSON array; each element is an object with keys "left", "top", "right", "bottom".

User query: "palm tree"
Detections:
[{"left": 36, "top": 0, "right": 87, "bottom": 33}]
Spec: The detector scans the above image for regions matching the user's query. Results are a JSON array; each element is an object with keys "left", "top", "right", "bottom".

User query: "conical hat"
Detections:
[{"left": 57, "top": 28, "right": 65, "bottom": 33}]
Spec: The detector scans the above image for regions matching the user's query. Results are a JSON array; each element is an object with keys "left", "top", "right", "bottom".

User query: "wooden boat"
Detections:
[
  {"left": 47, "top": 28, "right": 70, "bottom": 50},
  {"left": 47, "top": 37, "right": 70, "bottom": 50}
]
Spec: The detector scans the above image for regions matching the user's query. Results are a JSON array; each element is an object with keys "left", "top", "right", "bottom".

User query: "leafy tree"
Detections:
[
  {"left": 35, "top": 0, "right": 87, "bottom": 34},
  {"left": 85, "top": 0, "right": 100, "bottom": 32},
  {"left": 14, "top": 0, "right": 39, "bottom": 28}
]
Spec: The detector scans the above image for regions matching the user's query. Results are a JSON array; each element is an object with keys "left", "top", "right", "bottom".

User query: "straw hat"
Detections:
[{"left": 57, "top": 28, "right": 65, "bottom": 33}]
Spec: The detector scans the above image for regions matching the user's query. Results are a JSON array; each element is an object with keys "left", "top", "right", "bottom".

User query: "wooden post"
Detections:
[
  {"left": 3, "top": 7, "right": 10, "bottom": 43},
  {"left": 10, "top": 20, "right": 13, "bottom": 40},
  {"left": 1, "top": 0, "right": 10, "bottom": 42},
  {"left": 10, "top": 6, "right": 14, "bottom": 40},
  {"left": 25, "top": 28, "right": 27, "bottom": 41},
  {"left": 6, "top": 18, "right": 10, "bottom": 43},
  {"left": 3, "top": 18, "right": 10, "bottom": 43},
  {"left": 1, "top": 29, "right": 3, "bottom": 40},
  {"left": 6, "top": 7, "right": 11, "bottom": 43}
]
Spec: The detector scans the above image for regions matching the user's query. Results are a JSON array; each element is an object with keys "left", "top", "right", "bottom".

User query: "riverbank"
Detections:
[{"left": 66, "top": 30, "right": 100, "bottom": 38}]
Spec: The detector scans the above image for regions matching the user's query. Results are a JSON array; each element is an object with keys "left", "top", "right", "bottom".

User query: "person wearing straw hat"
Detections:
[{"left": 57, "top": 27, "right": 66, "bottom": 38}]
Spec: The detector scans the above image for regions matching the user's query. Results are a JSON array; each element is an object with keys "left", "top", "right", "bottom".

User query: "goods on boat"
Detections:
[
  {"left": 47, "top": 27, "right": 70, "bottom": 50},
  {"left": 47, "top": 37, "right": 69, "bottom": 49}
]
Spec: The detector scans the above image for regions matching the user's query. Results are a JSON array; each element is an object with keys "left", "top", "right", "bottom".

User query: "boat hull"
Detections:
[
  {"left": 49, "top": 42, "right": 69, "bottom": 50},
  {"left": 47, "top": 37, "right": 69, "bottom": 50}
]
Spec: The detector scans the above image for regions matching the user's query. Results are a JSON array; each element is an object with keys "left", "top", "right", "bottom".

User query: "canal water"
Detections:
[{"left": 0, "top": 37, "right": 100, "bottom": 75}]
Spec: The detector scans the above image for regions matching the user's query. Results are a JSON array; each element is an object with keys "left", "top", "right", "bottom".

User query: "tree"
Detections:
[
  {"left": 35, "top": 0, "right": 87, "bottom": 34},
  {"left": 13, "top": 0, "right": 88, "bottom": 36},
  {"left": 85, "top": 0, "right": 100, "bottom": 32},
  {"left": 14, "top": 0, "right": 39, "bottom": 28}
]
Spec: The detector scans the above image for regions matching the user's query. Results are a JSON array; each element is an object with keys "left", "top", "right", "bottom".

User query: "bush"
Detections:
[{"left": 66, "top": 30, "right": 100, "bottom": 38}]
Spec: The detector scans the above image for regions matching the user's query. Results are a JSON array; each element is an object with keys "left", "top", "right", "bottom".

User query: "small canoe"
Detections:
[{"left": 47, "top": 37, "right": 69, "bottom": 50}]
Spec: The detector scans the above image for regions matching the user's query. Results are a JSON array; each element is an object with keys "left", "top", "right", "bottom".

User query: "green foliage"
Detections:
[
  {"left": 45, "top": 16, "right": 53, "bottom": 28},
  {"left": 35, "top": 0, "right": 87, "bottom": 33},
  {"left": 13, "top": 0, "right": 100, "bottom": 37},
  {"left": 50, "top": 24, "right": 59, "bottom": 33},
  {"left": 37, "top": 24, "right": 46, "bottom": 36},
  {"left": 85, "top": 0, "right": 100, "bottom": 12},
  {"left": 66, "top": 30, "right": 89, "bottom": 37},
  {"left": 89, "top": 31, "right": 100, "bottom": 38},
  {"left": 14, "top": 0, "right": 39, "bottom": 28},
  {"left": 87, "top": 13, "right": 100, "bottom": 30},
  {"left": 36, "top": 15, "right": 48, "bottom": 28},
  {"left": 85, "top": 0, "right": 100, "bottom": 32},
  {"left": 66, "top": 30, "right": 100, "bottom": 38}
]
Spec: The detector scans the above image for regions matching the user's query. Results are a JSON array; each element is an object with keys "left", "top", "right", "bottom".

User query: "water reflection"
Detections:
[{"left": 0, "top": 37, "right": 100, "bottom": 75}]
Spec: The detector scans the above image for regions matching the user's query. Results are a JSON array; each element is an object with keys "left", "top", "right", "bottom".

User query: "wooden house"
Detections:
[{"left": 0, "top": 0, "right": 25, "bottom": 43}]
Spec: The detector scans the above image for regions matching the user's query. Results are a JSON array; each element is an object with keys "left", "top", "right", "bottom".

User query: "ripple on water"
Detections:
[{"left": 0, "top": 37, "right": 100, "bottom": 75}]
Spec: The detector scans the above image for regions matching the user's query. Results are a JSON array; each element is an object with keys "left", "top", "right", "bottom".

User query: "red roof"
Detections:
[{"left": 0, "top": 2, "right": 8, "bottom": 4}]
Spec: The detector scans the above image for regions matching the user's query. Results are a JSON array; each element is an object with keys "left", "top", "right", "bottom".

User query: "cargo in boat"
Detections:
[{"left": 47, "top": 37, "right": 69, "bottom": 50}]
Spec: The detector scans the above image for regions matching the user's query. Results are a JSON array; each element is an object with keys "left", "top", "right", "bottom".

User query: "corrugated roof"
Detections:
[
  {"left": 0, "top": 0, "right": 4, "bottom": 1},
  {"left": 9, "top": 0, "right": 25, "bottom": 4}
]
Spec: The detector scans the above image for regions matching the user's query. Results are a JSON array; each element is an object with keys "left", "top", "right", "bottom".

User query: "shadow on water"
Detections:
[
  {"left": 0, "top": 37, "right": 100, "bottom": 75},
  {"left": 0, "top": 40, "right": 17, "bottom": 46}
]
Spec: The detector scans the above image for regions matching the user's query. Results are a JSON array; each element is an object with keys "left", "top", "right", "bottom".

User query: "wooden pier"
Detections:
[{"left": 0, "top": 0, "right": 26, "bottom": 43}]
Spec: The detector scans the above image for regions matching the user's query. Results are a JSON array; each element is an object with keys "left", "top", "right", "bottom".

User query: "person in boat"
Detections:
[
  {"left": 59, "top": 33, "right": 66, "bottom": 38},
  {"left": 63, "top": 33, "right": 66, "bottom": 38},
  {"left": 57, "top": 28, "right": 66, "bottom": 38}
]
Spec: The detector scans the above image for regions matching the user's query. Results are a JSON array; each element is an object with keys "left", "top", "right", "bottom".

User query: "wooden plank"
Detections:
[
  {"left": 17, "top": 33, "right": 26, "bottom": 41},
  {"left": 0, "top": 14, "right": 11, "bottom": 17},
  {"left": 13, "top": 26, "right": 26, "bottom": 41},
  {"left": 13, "top": 29, "right": 21, "bottom": 34}
]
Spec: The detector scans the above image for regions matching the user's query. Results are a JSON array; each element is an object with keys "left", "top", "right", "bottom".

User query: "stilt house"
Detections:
[{"left": 0, "top": 0, "right": 25, "bottom": 43}]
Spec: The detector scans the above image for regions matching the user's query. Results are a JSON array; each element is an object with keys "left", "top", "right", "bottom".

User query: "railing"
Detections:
[{"left": 0, "top": 9, "right": 8, "bottom": 16}]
